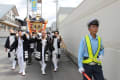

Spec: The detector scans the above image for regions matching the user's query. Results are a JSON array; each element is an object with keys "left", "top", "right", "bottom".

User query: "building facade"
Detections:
[{"left": 0, "top": 4, "right": 19, "bottom": 32}]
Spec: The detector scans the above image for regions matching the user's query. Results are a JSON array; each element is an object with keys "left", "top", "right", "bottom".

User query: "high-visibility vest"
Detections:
[{"left": 82, "top": 35, "right": 101, "bottom": 64}]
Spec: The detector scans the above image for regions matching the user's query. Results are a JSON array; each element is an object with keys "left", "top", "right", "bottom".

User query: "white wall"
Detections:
[
  {"left": 58, "top": 14, "right": 67, "bottom": 24},
  {"left": 59, "top": 0, "right": 120, "bottom": 80}
]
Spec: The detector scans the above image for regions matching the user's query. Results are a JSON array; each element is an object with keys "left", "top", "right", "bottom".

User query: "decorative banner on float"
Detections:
[{"left": 32, "top": 0, "right": 37, "bottom": 11}]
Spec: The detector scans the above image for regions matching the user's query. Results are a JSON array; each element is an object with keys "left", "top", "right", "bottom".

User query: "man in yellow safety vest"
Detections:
[{"left": 78, "top": 19, "right": 104, "bottom": 80}]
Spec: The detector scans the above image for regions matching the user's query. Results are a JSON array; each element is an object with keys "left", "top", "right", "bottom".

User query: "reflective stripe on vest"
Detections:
[{"left": 82, "top": 35, "right": 101, "bottom": 64}]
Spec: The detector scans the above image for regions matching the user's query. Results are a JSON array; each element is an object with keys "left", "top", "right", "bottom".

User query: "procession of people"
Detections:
[
  {"left": 4, "top": 18, "right": 105, "bottom": 80},
  {"left": 4, "top": 29, "right": 63, "bottom": 76}
]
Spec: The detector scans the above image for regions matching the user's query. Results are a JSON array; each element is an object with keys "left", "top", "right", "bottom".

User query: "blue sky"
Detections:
[{"left": 0, "top": 0, "right": 84, "bottom": 26}]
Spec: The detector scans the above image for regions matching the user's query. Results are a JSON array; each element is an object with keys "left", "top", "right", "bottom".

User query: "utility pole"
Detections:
[
  {"left": 26, "top": 0, "right": 29, "bottom": 31},
  {"left": 41, "top": 0, "right": 42, "bottom": 17},
  {"left": 27, "top": 0, "right": 29, "bottom": 19},
  {"left": 56, "top": 0, "right": 58, "bottom": 31}
]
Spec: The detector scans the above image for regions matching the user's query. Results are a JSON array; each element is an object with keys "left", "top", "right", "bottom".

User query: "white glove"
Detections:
[
  {"left": 98, "top": 55, "right": 104, "bottom": 61},
  {"left": 79, "top": 67, "right": 85, "bottom": 73}
]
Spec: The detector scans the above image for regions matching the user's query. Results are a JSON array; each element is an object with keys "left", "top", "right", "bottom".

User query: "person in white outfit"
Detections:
[
  {"left": 51, "top": 31, "right": 62, "bottom": 72},
  {"left": 11, "top": 30, "right": 29, "bottom": 76},
  {"left": 17, "top": 30, "right": 26, "bottom": 76},
  {"left": 4, "top": 29, "right": 17, "bottom": 70},
  {"left": 35, "top": 31, "right": 50, "bottom": 75}
]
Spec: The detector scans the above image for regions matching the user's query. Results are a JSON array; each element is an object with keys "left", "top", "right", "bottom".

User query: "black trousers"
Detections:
[
  {"left": 83, "top": 64, "right": 104, "bottom": 80},
  {"left": 28, "top": 48, "right": 34, "bottom": 63}
]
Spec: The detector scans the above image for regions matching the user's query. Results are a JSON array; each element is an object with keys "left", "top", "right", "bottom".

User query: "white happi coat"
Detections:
[
  {"left": 17, "top": 37, "right": 24, "bottom": 57},
  {"left": 53, "top": 38, "right": 58, "bottom": 53},
  {"left": 41, "top": 39, "right": 47, "bottom": 63}
]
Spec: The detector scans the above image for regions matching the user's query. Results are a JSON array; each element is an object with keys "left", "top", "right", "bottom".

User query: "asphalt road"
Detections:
[{"left": 0, "top": 44, "right": 82, "bottom": 80}]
